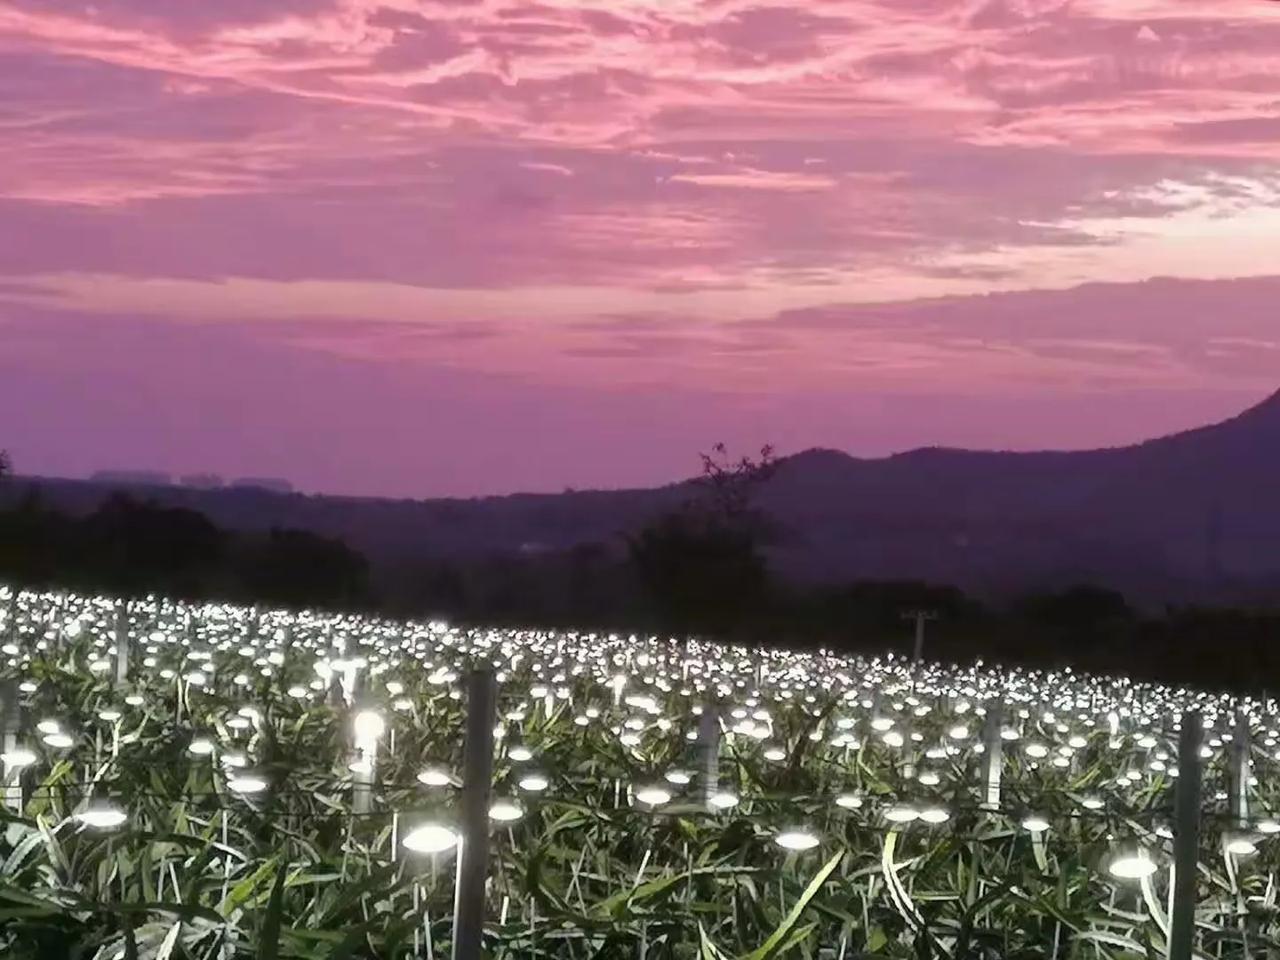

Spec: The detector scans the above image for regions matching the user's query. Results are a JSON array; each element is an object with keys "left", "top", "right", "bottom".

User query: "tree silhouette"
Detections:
[
  {"left": 75, "top": 494, "right": 228, "bottom": 597},
  {"left": 236, "top": 527, "right": 371, "bottom": 610},
  {"left": 629, "top": 444, "right": 776, "bottom": 637}
]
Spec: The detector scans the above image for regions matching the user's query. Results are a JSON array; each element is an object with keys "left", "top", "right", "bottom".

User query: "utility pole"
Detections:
[
  {"left": 901, "top": 610, "right": 938, "bottom": 665},
  {"left": 453, "top": 668, "right": 497, "bottom": 960},
  {"left": 1169, "top": 711, "right": 1203, "bottom": 960}
]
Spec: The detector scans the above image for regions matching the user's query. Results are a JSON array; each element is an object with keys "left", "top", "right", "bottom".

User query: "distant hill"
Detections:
[{"left": 10, "top": 389, "right": 1280, "bottom": 601}]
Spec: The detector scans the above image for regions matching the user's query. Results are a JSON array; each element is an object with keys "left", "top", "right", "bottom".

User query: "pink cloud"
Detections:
[{"left": 1, "top": 0, "right": 1279, "bottom": 493}]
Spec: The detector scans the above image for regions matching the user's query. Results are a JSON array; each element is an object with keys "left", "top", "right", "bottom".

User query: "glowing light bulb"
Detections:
[
  {"left": 836, "top": 793, "right": 863, "bottom": 810},
  {"left": 1226, "top": 835, "right": 1257, "bottom": 857},
  {"left": 885, "top": 805, "right": 919, "bottom": 823},
  {"left": 188, "top": 738, "right": 215, "bottom": 756},
  {"left": 42, "top": 732, "right": 74, "bottom": 749},
  {"left": 774, "top": 830, "right": 819, "bottom": 851},
  {"left": 1021, "top": 816, "right": 1050, "bottom": 834},
  {"left": 634, "top": 785, "right": 672, "bottom": 806},
  {"left": 1, "top": 748, "right": 37, "bottom": 768},
  {"left": 489, "top": 799, "right": 523, "bottom": 822},
  {"left": 417, "top": 767, "right": 452, "bottom": 787},
  {"left": 227, "top": 775, "right": 267, "bottom": 795},
  {"left": 74, "top": 804, "right": 127, "bottom": 830},
  {"left": 508, "top": 745, "right": 533, "bottom": 762},
  {"left": 353, "top": 710, "right": 385, "bottom": 744},
  {"left": 708, "top": 791, "right": 739, "bottom": 810},
  {"left": 402, "top": 823, "right": 459, "bottom": 854},
  {"left": 920, "top": 807, "right": 950, "bottom": 824},
  {"left": 518, "top": 774, "right": 549, "bottom": 793},
  {"left": 1109, "top": 849, "right": 1157, "bottom": 880}
]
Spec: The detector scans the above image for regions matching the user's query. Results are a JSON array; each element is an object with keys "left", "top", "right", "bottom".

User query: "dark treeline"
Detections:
[
  {"left": 0, "top": 490, "right": 371, "bottom": 611},
  {"left": 3, "top": 448, "right": 1280, "bottom": 695}
]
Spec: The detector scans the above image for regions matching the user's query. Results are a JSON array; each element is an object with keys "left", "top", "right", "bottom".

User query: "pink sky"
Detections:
[{"left": 1, "top": 0, "right": 1279, "bottom": 497}]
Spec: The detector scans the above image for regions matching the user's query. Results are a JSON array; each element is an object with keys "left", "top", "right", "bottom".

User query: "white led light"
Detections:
[
  {"left": 518, "top": 774, "right": 549, "bottom": 793},
  {"left": 489, "top": 799, "right": 523, "bottom": 822},
  {"left": 74, "top": 804, "right": 127, "bottom": 830},
  {"left": 1, "top": 748, "right": 37, "bottom": 768},
  {"left": 774, "top": 830, "right": 819, "bottom": 851},
  {"left": 227, "top": 775, "right": 267, "bottom": 795},
  {"left": 1226, "top": 835, "right": 1257, "bottom": 857},
  {"left": 708, "top": 791, "right": 739, "bottom": 810},
  {"left": 402, "top": 822, "right": 459, "bottom": 854},
  {"left": 353, "top": 709, "right": 385, "bottom": 744},
  {"left": 417, "top": 767, "right": 452, "bottom": 787},
  {"left": 884, "top": 805, "right": 919, "bottom": 823},
  {"left": 1021, "top": 816, "right": 1050, "bottom": 834},
  {"left": 1109, "top": 849, "right": 1157, "bottom": 880},
  {"left": 634, "top": 785, "right": 672, "bottom": 806}
]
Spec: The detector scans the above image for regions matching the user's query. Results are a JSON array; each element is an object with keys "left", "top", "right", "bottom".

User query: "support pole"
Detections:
[
  {"left": 1169, "top": 710, "right": 1203, "bottom": 960},
  {"left": 0, "top": 679, "right": 21, "bottom": 814},
  {"left": 453, "top": 668, "right": 497, "bottom": 960},
  {"left": 698, "top": 706, "right": 720, "bottom": 808},
  {"left": 979, "top": 699, "right": 1003, "bottom": 811},
  {"left": 353, "top": 729, "right": 374, "bottom": 817},
  {"left": 1229, "top": 711, "right": 1250, "bottom": 829},
  {"left": 901, "top": 610, "right": 937, "bottom": 665},
  {"left": 114, "top": 600, "right": 130, "bottom": 686}
]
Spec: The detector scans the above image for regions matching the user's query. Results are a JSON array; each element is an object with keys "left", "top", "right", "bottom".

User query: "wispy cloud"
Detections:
[{"left": 1, "top": 0, "right": 1279, "bottom": 492}]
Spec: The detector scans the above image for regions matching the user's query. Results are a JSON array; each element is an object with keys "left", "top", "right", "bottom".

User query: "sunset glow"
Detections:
[{"left": 1, "top": 0, "right": 1278, "bottom": 495}]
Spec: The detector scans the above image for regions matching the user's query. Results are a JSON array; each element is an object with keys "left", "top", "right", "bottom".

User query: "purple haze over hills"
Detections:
[{"left": 11, "top": 388, "right": 1280, "bottom": 601}]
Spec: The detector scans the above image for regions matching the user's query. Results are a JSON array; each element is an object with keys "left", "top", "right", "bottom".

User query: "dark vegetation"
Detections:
[{"left": 3, "top": 445, "right": 1280, "bottom": 694}]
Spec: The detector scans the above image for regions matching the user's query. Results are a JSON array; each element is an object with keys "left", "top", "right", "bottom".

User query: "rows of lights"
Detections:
[{"left": 2, "top": 583, "right": 1279, "bottom": 890}]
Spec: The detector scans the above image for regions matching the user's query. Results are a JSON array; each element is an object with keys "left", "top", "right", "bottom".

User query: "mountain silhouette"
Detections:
[
  {"left": 11, "top": 388, "right": 1280, "bottom": 601},
  {"left": 753, "top": 388, "right": 1280, "bottom": 596}
]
